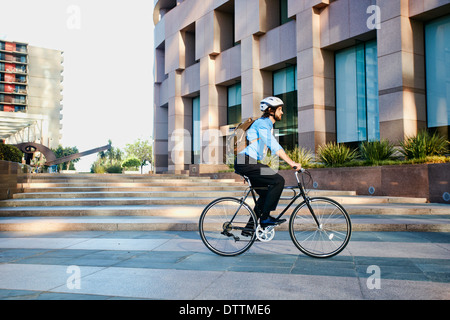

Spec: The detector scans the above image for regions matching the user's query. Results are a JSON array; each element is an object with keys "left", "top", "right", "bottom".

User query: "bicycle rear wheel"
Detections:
[
  {"left": 289, "top": 197, "right": 351, "bottom": 258},
  {"left": 199, "top": 197, "right": 257, "bottom": 256}
]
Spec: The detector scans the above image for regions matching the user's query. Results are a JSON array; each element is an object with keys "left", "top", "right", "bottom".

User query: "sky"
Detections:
[{"left": 0, "top": 0, "right": 155, "bottom": 171}]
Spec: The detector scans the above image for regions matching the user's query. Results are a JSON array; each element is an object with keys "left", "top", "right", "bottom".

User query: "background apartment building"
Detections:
[
  {"left": 153, "top": 0, "right": 450, "bottom": 173},
  {"left": 0, "top": 40, "right": 63, "bottom": 149}
]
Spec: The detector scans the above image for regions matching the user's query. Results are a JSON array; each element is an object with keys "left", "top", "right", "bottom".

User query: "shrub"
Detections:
[
  {"left": 400, "top": 130, "right": 449, "bottom": 159},
  {"left": 91, "top": 163, "right": 106, "bottom": 173},
  {"left": 90, "top": 160, "right": 123, "bottom": 173},
  {"left": 0, "top": 144, "right": 23, "bottom": 163},
  {"left": 260, "top": 150, "right": 280, "bottom": 171},
  {"left": 122, "top": 157, "right": 141, "bottom": 169},
  {"left": 105, "top": 163, "right": 123, "bottom": 173},
  {"left": 359, "top": 139, "right": 396, "bottom": 163},
  {"left": 286, "top": 146, "right": 314, "bottom": 167},
  {"left": 317, "top": 142, "right": 358, "bottom": 166}
]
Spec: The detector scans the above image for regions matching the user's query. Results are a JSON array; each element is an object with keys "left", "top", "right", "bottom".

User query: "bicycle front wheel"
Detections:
[
  {"left": 199, "top": 197, "right": 257, "bottom": 256},
  {"left": 289, "top": 197, "right": 351, "bottom": 258}
]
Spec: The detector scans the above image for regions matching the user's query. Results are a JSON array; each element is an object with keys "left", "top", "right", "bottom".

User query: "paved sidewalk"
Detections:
[{"left": 0, "top": 230, "right": 449, "bottom": 300}]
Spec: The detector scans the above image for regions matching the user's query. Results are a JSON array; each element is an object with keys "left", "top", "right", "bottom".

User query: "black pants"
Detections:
[{"left": 234, "top": 155, "right": 285, "bottom": 220}]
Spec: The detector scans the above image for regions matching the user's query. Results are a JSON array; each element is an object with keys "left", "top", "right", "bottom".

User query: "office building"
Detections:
[
  {"left": 0, "top": 40, "right": 63, "bottom": 149},
  {"left": 153, "top": 0, "right": 450, "bottom": 173}
]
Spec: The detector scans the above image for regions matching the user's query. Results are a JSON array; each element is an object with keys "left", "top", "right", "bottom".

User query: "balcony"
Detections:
[
  {"left": 153, "top": 0, "right": 177, "bottom": 25},
  {"left": 0, "top": 98, "right": 27, "bottom": 105},
  {"left": 0, "top": 89, "right": 27, "bottom": 96},
  {"left": 0, "top": 78, "right": 27, "bottom": 85},
  {"left": 0, "top": 67, "right": 27, "bottom": 75},
  {"left": 0, "top": 56, "right": 27, "bottom": 64}
]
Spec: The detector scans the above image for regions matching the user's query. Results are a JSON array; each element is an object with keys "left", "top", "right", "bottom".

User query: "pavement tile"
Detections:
[{"left": 0, "top": 231, "right": 449, "bottom": 300}]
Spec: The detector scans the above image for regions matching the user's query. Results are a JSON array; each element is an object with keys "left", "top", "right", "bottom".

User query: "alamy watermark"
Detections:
[
  {"left": 66, "top": 5, "right": 82, "bottom": 30},
  {"left": 366, "top": 265, "right": 381, "bottom": 290},
  {"left": 66, "top": 265, "right": 81, "bottom": 290},
  {"left": 367, "top": 5, "right": 381, "bottom": 30}
]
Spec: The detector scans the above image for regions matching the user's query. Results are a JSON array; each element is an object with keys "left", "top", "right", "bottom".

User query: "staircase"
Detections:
[{"left": 0, "top": 173, "right": 448, "bottom": 232}]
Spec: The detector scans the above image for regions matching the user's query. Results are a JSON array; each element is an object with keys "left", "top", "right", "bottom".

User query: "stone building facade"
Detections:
[{"left": 153, "top": 0, "right": 450, "bottom": 173}]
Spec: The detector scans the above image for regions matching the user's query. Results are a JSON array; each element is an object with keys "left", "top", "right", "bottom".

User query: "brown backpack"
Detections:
[{"left": 225, "top": 118, "right": 256, "bottom": 164}]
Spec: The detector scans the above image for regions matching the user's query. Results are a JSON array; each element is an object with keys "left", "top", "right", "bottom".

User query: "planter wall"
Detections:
[
  {"left": 198, "top": 163, "right": 450, "bottom": 204},
  {"left": 0, "top": 160, "right": 31, "bottom": 200}
]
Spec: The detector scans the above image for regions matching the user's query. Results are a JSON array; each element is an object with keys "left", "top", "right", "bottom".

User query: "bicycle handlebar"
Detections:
[{"left": 293, "top": 167, "right": 305, "bottom": 184}]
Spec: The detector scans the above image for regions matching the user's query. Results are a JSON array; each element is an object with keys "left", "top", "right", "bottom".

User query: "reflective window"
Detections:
[
  {"left": 192, "top": 96, "right": 201, "bottom": 164},
  {"left": 425, "top": 15, "right": 450, "bottom": 138},
  {"left": 335, "top": 40, "right": 379, "bottom": 143},
  {"left": 273, "top": 65, "right": 298, "bottom": 150},
  {"left": 227, "top": 82, "right": 241, "bottom": 125}
]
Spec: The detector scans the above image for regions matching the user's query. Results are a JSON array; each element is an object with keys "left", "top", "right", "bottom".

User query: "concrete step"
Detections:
[
  {"left": 28, "top": 173, "right": 193, "bottom": 180},
  {"left": 0, "top": 202, "right": 448, "bottom": 217},
  {"left": 13, "top": 189, "right": 357, "bottom": 199},
  {"left": 0, "top": 194, "right": 430, "bottom": 208},
  {"left": 23, "top": 180, "right": 240, "bottom": 188},
  {"left": 0, "top": 214, "right": 448, "bottom": 232},
  {"left": 2, "top": 173, "right": 447, "bottom": 233},
  {"left": 19, "top": 185, "right": 249, "bottom": 193}
]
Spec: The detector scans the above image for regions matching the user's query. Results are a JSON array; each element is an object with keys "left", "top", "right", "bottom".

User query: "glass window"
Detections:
[
  {"left": 227, "top": 83, "right": 241, "bottom": 125},
  {"left": 425, "top": 15, "right": 450, "bottom": 138},
  {"left": 280, "top": 0, "right": 292, "bottom": 25},
  {"left": 192, "top": 96, "right": 201, "bottom": 164},
  {"left": 273, "top": 65, "right": 298, "bottom": 150},
  {"left": 335, "top": 40, "right": 379, "bottom": 143}
]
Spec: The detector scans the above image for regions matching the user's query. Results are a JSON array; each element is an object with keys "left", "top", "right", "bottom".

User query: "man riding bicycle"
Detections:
[{"left": 234, "top": 96, "right": 302, "bottom": 228}]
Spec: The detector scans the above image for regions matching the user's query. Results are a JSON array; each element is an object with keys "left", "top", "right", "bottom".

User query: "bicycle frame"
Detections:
[
  {"left": 200, "top": 169, "right": 352, "bottom": 257},
  {"left": 235, "top": 171, "right": 322, "bottom": 229}
]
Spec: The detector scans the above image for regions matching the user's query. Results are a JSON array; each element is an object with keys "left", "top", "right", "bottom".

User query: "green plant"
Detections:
[
  {"left": 359, "top": 139, "right": 396, "bottom": 163},
  {"left": 90, "top": 140, "right": 125, "bottom": 173},
  {"left": 400, "top": 130, "right": 449, "bottom": 159},
  {"left": 317, "top": 142, "right": 358, "bottom": 166},
  {"left": 52, "top": 145, "right": 80, "bottom": 171},
  {"left": 91, "top": 162, "right": 106, "bottom": 173},
  {"left": 124, "top": 138, "right": 153, "bottom": 173},
  {"left": 286, "top": 146, "right": 314, "bottom": 167},
  {"left": 122, "top": 157, "right": 141, "bottom": 168},
  {"left": 0, "top": 144, "right": 23, "bottom": 163},
  {"left": 105, "top": 163, "right": 123, "bottom": 173},
  {"left": 260, "top": 150, "right": 280, "bottom": 171},
  {"left": 122, "top": 157, "right": 141, "bottom": 170}
]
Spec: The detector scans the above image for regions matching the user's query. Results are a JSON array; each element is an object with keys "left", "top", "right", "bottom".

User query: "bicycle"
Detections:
[{"left": 198, "top": 168, "right": 352, "bottom": 258}]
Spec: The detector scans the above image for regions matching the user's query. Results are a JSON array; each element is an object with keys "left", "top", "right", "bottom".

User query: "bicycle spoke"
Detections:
[
  {"left": 199, "top": 197, "right": 256, "bottom": 256},
  {"left": 289, "top": 197, "right": 351, "bottom": 258}
]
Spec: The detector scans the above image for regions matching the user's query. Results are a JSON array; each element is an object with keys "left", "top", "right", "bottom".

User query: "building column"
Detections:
[
  {"left": 199, "top": 55, "right": 225, "bottom": 165},
  {"left": 240, "top": 35, "right": 270, "bottom": 120},
  {"left": 377, "top": 0, "right": 426, "bottom": 142},
  {"left": 296, "top": 6, "right": 336, "bottom": 153},
  {"left": 153, "top": 82, "right": 169, "bottom": 173},
  {"left": 167, "top": 71, "right": 191, "bottom": 173}
]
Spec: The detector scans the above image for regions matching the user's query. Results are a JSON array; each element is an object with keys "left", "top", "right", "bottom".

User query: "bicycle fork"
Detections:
[
  {"left": 297, "top": 178, "right": 322, "bottom": 230},
  {"left": 305, "top": 199, "right": 322, "bottom": 229}
]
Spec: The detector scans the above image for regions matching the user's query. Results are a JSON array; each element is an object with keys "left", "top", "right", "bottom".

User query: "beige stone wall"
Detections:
[{"left": 27, "top": 46, "right": 64, "bottom": 149}]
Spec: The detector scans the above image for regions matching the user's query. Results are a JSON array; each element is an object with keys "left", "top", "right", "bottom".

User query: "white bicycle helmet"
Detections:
[{"left": 260, "top": 96, "right": 284, "bottom": 112}]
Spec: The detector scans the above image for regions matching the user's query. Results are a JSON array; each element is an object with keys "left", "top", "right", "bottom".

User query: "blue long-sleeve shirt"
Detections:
[{"left": 239, "top": 117, "right": 284, "bottom": 160}]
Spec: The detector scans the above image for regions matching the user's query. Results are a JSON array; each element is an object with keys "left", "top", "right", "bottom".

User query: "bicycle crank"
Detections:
[{"left": 255, "top": 225, "right": 275, "bottom": 242}]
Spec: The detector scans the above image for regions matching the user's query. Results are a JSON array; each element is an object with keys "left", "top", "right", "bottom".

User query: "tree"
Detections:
[
  {"left": 122, "top": 157, "right": 141, "bottom": 171},
  {"left": 52, "top": 145, "right": 80, "bottom": 171},
  {"left": 124, "top": 139, "right": 153, "bottom": 173},
  {"left": 91, "top": 140, "right": 123, "bottom": 173},
  {"left": 104, "top": 139, "right": 123, "bottom": 163}
]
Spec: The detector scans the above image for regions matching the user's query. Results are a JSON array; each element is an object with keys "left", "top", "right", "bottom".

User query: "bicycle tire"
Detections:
[
  {"left": 289, "top": 197, "right": 351, "bottom": 258},
  {"left": 199, "top": 197, "right": 257, "bottom": 256}
]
